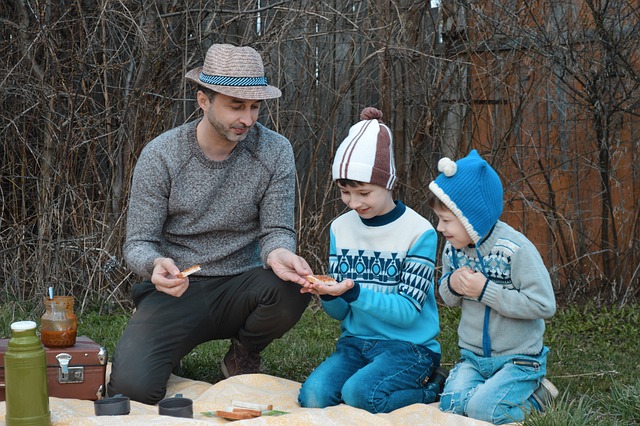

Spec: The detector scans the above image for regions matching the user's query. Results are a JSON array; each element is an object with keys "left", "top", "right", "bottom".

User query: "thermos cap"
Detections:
[{"left": 11, "top": 321, "right": 37, "bottom": 332}]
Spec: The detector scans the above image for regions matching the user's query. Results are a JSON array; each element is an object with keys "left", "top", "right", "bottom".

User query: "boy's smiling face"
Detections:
[
  {"left": 432, "top": 205, "right": 474, "bottom": 249},
  {"left": 337, "top": 182, "right": 395, "bottom": 219}
]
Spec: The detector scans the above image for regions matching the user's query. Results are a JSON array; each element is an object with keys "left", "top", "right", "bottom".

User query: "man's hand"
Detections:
[
  {"left": 151, "top": 257, "right": 189, "bottom": 297},
  {"left": 301, "top": 279, "right": 354, "bottom": 296},
  {"left": 266, "top": 248, "right": 312, "bottom": 286},
  {"left": 449, "top": 266, "right": 486, "bottom": 299}
]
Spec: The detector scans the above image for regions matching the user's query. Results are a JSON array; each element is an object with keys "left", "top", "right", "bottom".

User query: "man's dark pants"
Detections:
[{"left": 107, "top": 267, "right": 311, "bottom": 404}]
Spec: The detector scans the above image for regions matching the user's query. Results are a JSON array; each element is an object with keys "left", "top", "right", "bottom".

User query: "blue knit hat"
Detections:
[{"left": 428, "top": 150, "right": 503, "bottom": 244}]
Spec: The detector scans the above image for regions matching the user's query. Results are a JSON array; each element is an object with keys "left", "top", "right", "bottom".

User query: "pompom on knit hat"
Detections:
[
  {"left": 428, "top": 150, "right": 503, "bottom": 244},
  {"left": 332, "top": 107, "right": 397, "bottom": 190}
]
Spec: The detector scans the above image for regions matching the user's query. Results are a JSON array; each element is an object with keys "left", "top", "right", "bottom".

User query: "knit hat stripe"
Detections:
[
  {"left": 384, "top": 126, "right": 396, "bottom": 189},
  {"left": 340, "top": 120, "right": 374, "bottom": 181},
  {"left": 372, "top": 123, "right": 395, "bottom": 189},
  {"left": 428, "top": 181, "right": 480, "bottom": 243}
]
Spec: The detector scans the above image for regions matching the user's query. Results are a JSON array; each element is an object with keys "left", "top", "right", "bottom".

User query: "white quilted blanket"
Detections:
[{"left": 0, "top": 372, "right": 495, "bottom": 425}]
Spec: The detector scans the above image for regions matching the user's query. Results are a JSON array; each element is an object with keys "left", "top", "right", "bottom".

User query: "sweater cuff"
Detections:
[
  {"left": 320, "top": 294, "right": 338, "bottom": 302},
  {"left": 339, "top": 284, "right": 361, "bottom": 303},
  {"left": 480, "top": 280, "right": 500, "bottom": 305},
  {"left": 477, "top": 278, "right": 489, "bottom": 302},
  {"left": 441, "top": 273, "right": 463, "bottom": 298}
]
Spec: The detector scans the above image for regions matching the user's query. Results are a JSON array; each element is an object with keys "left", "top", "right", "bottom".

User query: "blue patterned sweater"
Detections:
[{"left": 321, "top": 201, "right": 440, "bottom": 353}]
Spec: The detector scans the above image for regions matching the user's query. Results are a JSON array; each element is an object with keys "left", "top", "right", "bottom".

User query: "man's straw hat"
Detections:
[{"left": 185, "top": 44, "right": 281, "bottom": 100}]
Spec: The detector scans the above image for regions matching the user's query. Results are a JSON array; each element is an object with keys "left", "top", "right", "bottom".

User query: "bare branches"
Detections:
[{"left": 0, "top": 0, "right": 638, "bottom": 308}]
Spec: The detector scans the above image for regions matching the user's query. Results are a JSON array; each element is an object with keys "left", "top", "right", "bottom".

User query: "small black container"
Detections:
[
  {"left": 94, "top": 394, "right": 131, "bottom": 416},
  {"left": 158, "top": 393, "right": 193, "bottom": 418}
]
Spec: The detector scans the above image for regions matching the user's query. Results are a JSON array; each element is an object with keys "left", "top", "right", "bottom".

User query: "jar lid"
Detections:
[{"left": 11, "top": 321, "right": 37, "bottom": 331}]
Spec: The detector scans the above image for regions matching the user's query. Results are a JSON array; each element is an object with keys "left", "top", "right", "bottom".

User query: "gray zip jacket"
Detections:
[
  {"left": 123, "top": 119, "right": 296, "bottom": 278},
  {"left": 439, "top": 221, "right": 556, "bottom": 357}
]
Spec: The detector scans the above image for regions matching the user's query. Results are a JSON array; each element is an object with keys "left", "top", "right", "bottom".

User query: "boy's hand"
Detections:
[
  {"left": 450, "top": 267, "right": 486, "bottom": 299},
  {"left": 301, "top": 279, "right": 354, "bottom": 296}
]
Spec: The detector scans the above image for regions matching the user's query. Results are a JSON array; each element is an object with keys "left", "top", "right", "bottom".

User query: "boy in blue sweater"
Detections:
[
  {"left": 428, "top": 150, "right": 558, "bottom": 424},
  {"left": 297, "top": 107, "right": 442, "bottom": 414}
]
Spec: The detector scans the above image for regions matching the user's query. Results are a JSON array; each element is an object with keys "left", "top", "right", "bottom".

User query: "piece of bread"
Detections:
[
  {"left": 177, "top": 264, "right": 201, "bottom": 278},
  {"left": 229, "top": 408, "right": 262, "bottom": 417},
  {"left": 231, "top": 400, "right": 273, "bottom": 411},
  {"left": 215, "top": 408, "right": 261, "bottom": 420},
  {"left": 306, "top": 274, "right": 338, "bottom": 286}
]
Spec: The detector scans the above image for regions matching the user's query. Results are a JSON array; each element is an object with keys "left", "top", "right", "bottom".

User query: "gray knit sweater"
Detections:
[
  {"left": 438, "top": 221, "right": 556, "bottom": 357},
  {"left": 123, "top": 119, "right": 297, "bottom": 279}
]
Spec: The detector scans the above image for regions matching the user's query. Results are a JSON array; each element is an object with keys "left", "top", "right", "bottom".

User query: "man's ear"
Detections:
[{"left": 196, "top": 90, "right": 209, "bottom": 109}]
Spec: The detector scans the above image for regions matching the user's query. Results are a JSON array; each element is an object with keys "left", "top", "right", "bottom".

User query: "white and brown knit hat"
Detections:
[
  {"left": 332, "top": 107, "right": 397, "bottom": 190},
  {"left": 185, "top": 44, "right": 281, "bottom": 100}
]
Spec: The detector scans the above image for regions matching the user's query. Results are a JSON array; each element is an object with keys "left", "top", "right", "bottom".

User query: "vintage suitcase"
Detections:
[{"left": 0, "top": 335, "right": 107, "bottom": 401}]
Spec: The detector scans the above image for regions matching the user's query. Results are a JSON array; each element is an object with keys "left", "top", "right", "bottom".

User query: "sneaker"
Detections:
[
  {"left": 531, "top": 378, "right": 559, "bottom": 411},
  {"left": 220, "top": 338, "right": 261, "bottom": 378},
  {"left": 423, "top": 366, "right": 449, "bottom": 402}
]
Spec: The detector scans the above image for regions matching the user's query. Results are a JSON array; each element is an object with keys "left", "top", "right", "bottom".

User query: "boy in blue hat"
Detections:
[
  {"left": 428, "top": 150, "right": 558, "bottom": 424},
  {"left": 297, "top": 107, "right": 443, "bottom": 413}
]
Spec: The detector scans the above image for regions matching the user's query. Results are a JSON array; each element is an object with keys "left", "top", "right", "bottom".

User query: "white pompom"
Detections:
[{"left": 437, "top": 157, "right": 457, "bottom": 177}]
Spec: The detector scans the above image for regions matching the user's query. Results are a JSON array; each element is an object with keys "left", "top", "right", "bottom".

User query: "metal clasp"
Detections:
[
  {"left": 55, "top": 352, "right": 84, "bottom": 384},
  {"left": 98, "top": 346, "right": 108, "bottom": 365},
  {"left": 56, "top": 353, "right": 72, "bottom": 375}
]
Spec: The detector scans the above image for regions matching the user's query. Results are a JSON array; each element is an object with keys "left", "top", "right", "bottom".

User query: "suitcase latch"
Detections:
[{"left": 55, "top": 353, "right": 84, "bottom": 384}]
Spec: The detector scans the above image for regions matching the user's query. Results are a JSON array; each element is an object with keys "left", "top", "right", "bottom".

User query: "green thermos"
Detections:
[{"left": 5, "top": 320, "right": 51, "bottom": 426}]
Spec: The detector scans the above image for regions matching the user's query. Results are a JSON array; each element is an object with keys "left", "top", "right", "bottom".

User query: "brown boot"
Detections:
[{"left": 220, "top": 338, "right": 261, "bottom": 378}]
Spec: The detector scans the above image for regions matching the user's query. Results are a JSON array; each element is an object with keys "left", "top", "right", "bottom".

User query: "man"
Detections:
[{"left": 107, "top": 44, "right": 312, "bottom": 405}]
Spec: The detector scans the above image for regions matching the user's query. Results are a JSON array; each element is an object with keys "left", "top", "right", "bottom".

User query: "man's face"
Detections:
[
  {"left": 200, "top": 92, "right": 262, "bottom": 144},
  {"left": 432, "top": 205, "right": 474, "bottom": 249},
  {"left": 337, "top": 182, "right": 395, "bottom": 219}
]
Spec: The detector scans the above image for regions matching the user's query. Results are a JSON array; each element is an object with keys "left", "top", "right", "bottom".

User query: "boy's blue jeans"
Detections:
[
  {"left": 439, "top": 347, "right": 549, "bottom": 424},
  {"left": 298, "top": 336, "right": 440, "bottom": 414}
]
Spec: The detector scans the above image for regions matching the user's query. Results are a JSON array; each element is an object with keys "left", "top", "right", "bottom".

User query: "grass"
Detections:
[{"left": 2, "top": 300, "right": 638, "bottom": 424}]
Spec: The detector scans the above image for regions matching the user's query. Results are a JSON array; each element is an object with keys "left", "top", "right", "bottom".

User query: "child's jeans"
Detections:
[
  {"left": 298, "top": 336, "right": 440, "bottom": 414},
  {"left": 439, "top": 347, "right": 549, "bottom": 424}
]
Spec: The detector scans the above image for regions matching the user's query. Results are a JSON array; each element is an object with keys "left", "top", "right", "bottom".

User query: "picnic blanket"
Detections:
[{"left": 0, "top": 370, "right": 494, "bottom": 425}]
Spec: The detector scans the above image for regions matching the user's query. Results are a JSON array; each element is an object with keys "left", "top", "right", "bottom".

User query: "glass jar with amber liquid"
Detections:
[{"left": 40, "top": 296, "right": 77, "bottom": 348}]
